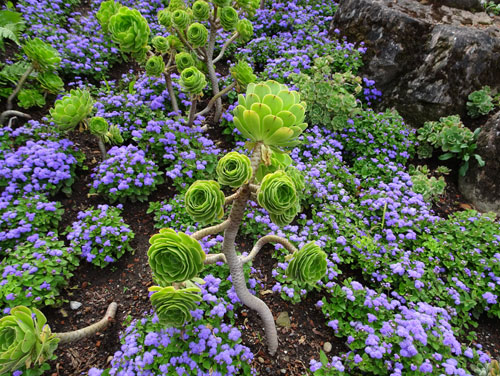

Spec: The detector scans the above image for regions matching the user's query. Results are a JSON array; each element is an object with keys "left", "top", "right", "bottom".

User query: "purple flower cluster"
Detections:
[
  {"left": 66, "top": 204, "right": 134, "bottom": 267},
  {"left": 90, "top": 145, "right": 163, "bottom": 203}
]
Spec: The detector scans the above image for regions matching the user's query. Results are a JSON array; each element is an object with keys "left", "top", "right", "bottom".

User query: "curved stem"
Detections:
[
  {"left": 163, "top": 68, "right": 179, "bottom": 113},
  {"left": 213, "top": 32, "right": 239, "bottom": 64},
  {"left": 187, "top": 98, "right": 198, "bottom": 127},
  {"left": 191, "top": 219, "right": 230, "bottom": 240},
  {"left": 194, "top": 82, "right": 236, "bottom": 120},
  {"left": 206, "top": 13, "right": 222, "bottom": 122},
  {"left": 249, "top": 184, "right": 259, "bottom": 193},
  {"left": 54, "top": 302, "right": 117, "bottom": 344},
  {"left": 96, "top": 136, "right": 107, "bottom": 160},
  {"left": 0, "top": 110, "right": 31, "bottom": 125},
  {"left": 241, "top": 235, "right": 298, "bottom": 264},
  {"left": 205, "top": 253, "right": 227, "bottom": 264},
  {"left": 225, "top": 191, "right": 239, "bottom": 206},
  {"left": 7, "top": 65, "right": 34, "bottom": 111}
]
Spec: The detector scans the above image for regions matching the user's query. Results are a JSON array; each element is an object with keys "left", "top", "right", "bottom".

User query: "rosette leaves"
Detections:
[
  {"left": 145, "top": 55, "right": 166, "bottom": 77},
  {"left": 97, "top": 0, "right": 122, "bottom": 33},
  {"left": 168, "top": 0, "right": 187, "bottom": 11},
  {"left": 166, "top": 35, "right": 183, "bottom": 51},
  {"left": 185, "top": 180, "right": 225, "bottom": 223},
  {"left": 88, "top": 116, "right": 109, "bottom": 137},
  {"left": 109, "top": 7, "right": 150, "bottom": 55},
  {"left": 255, "top": 150, "right": 292, "bottom": 183},
  {"left": 230, "top": 60, "right": 256, "bottom": 90},
  {"left": 37, "top": 72, "right": 64, "bottom": 94},
  {"left": 212, "top": 0, "right": 230, "bottom": 7},
  {"left": 148, "top": 228, "right": 206, "bottom": 285},
  {"left": 192, "top": 0, "right": 210, "bottom": 21},
  {"left": 286, "top": 166, "right": 305, "bottom": 192},
  {"left": 149, "top": 286, "right": 201, "bottom": 327},
  {"left": 219, "top": 6, "right": 238, "bottom": 31},
  {"left": 286, "top": 242, "right": 327, "bottom": 284},
  {"left": 233, "top": 80, "right": 307, "bottom": 150},
  {"left": 175, "top": 52, "right": 195, "bottom": 72},
  {"left": 157, "top": 9, "right": 173, "bottom": 28},
  {"left": 152, "top": 36, "right": 169, "bottom": 53},
  {"left": 270, "top": 200, "right": 300, "bottom": 227},
  {"left": 0, "top": 306, "right": 59, "bottom": 374},
  {"left": 236, "top": 19, "right": 253, "bottom": 42},
  {"left": 216, "top": 151, "right": 252, "bottom": 188},
  {"left": 179, "top": 66, "right": 207, "bottom": 95},
  {"left": 107, "top": 124, "right": 124, "bottom": 144},
  {"left": 172, "top": 9, "right": 190, "bottom": 30},
  {"left": 50, "top": 89, "right": 94, "bottom": 131},
  {"left": 257, "top": 170, "right": 298, "bottom": 216},
  {"left": 187, "top": 22, "right": 208, "bottom": 48},
  {"left": 23, "top": 38, "right": 61, "bottom": 72}
]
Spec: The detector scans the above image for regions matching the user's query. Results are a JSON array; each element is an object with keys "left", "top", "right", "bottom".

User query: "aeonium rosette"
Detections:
[
  {"left": 286, "top": 242, "right": 327, "bottom": 284},
  {"left": 145, "top": 55, "right": 166, "bottom": 77},
  {"left": 108, "top": 6, "right": 150, "bottom": 57},
  {"left": 49, "top": 89, "right": 94, "bottom": 131},
  {"left": 185, "top": 180, "right": 225, "bottom": 224},
  {"left": 148, "top": 286, "right": 202, "bottom": 327},
  {"left": 179, "top": 66, "right": 207, "bottom": 96},
  {"left": 23, "top": 38, "right": 61, "bottom": 72},
  {"left": 216, "top": 151, "right": 252, "bottom": 188},
  {"left": 148, "top": 228, "right": 206, "bottom": 285},
  {"left": 257, "top": 170, "right": 298, "bottom": 216}
]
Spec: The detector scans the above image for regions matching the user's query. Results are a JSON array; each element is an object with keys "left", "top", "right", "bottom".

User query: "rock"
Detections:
[
  {"left": 330, "top": 0, "right": 500, "bottom": 126},
  {"left": 458, "top": 111, "right": 500, "bottom": 214},
  {"left": 323, "top": 341, "right": 333, "bottom": 353},
  {"left": 276, "top": 311, "right": 291, "bottom": 328},
  {"left": 258, "top": 357, "right": 265, "bottom": 364},
  {"left": 70, "top": 301, "right": 82, "bottom": 310},
  {"left": 429, "top": 0, "right": 483, "bottom": 11}
]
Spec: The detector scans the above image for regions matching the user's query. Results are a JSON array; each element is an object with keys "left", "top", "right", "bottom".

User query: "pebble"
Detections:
[
  {"left": 70, "top": 301, "right": 82, "bottom": 310},
  {"left": 258, "top": 357, "right": 265, "bottom": 364},
  {"left": 323, "top": 342, "right": 332, "bottom": 353}
]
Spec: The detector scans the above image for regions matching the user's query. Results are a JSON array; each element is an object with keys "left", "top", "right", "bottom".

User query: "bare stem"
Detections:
[
  {"left": 0, "top": 110, "right": 31, "bottom": 125},
  {"left": 213, "top": 32, "right": 239, "bottom": 64},
  {"left": 194, "top": 82, "right": 236, "bottom": 120},
  {"left": 7, "top": 65, "right": 34, "bottom": 111},
  {"left": 241, "top": 235, "right": 298, "bottom": 264},
  {"left": 164, "top": 69, "right": 179, "bottom": 113},
  {"left": 191, "top": 219, "right": 230, "bottom": 240},
  {"left": 187, "top": 98, "right": 198, "bottom": 127},
  {"left": 225, "top": 191, "right": 239, "bottom": 205},
  {"left": 96, "top": 136, "right": 107, "bottom": 160},
  {"left": 54, "top": 302, "right": 117, "bottom": 344},
  {"left": 206, "top": 13, "right": 222, "bottom": 122},
  {"left": 205, "top": 253, "right": 227, "bottom": 264}
]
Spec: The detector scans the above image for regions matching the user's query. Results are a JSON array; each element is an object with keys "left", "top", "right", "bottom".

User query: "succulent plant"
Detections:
[
  {"left": 212, "top": 0, "right": 231, "bottom": 7},
  {"left": 172, "top": 9, "right": 190, "bottom": 30},
  {"left": 37, "top": 71, "right": 64, "bottom": 94},
  {"left": 216, "top": 151, "right": 252, "bottom": 188},
  {"left": 0, "top": 306, "right": 59, "bottom": 374},
  {"left": 96, "top": 0, "right": 122, "bottom": 33},
  {"left": 187, "top": 22, "right": 208, "bottom": 48},
  {"left": 192, "top": 0, "right": 210, "bottom": 20},
  {"left": 50, "top": 89, "right": 94, "bottom": 131},
  {"left": 185, "top": 180, "right": 225, "bottom": 223},
  {"left": 219, "top": 6, "right": 238, "bottom": 31},
  {"left": 233, "top": 80, "right": 307, "bottom": 150},
  {"left": 230, "top": 60, "right": 256, "bottom": 90},
  {"left": 107, "top": 124, "right": 124, "bottom": 144},
  {"left": 175, "top": 52, "right": 195, "bottom": 72},
  {"left": 166, "top": 35, "right": 183, "bottom": 51},
  {"left": 108, "top": 7, "right": 150, "bottom": 55},
  {"left": 269, "top": 200, "right": 300, "bottom": 227},
  {"left": 286, "top": 242, "right": 327, "bottom": 284},
  {"left": 157, "top": 9, "right": 173, "bottom": 28},
  {"left": 236, "top": 18, "right": 254, "bottom": 42},
  {"left": 151, "top": 35, "right": 169, "bottom": 54},
  {"left": 149, "top": 286, "right": 202, "bottom": 327},
  {"left": 168, "top": 0, "right": 187, "bottom": 11},
  {"left": 255, "top": 150, "right": 292, "bottom": 183},
  {"left": 286, "top": 166, "right": 305, "bottom": 192},
  {"left": 148, "top": 228, "right": 206, "bottom": 285},
  {"left": 257, "top": 170, "right": 298, "bottom": 216},
  {"left": 23, "top": 38, "right": 61, "bottom": 72},
  {"left": 88, "top": 116, "right": 109, "bottom": 137},
  {"left": 145, "top": 55, "right": 166, "bottom": 77},
  {"left": 179, "top": 66, "right": 207, "bottom": 95}
]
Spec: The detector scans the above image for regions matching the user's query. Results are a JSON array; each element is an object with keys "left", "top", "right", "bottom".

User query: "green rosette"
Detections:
[
  {"left": 37, "top": 71, "right": 64, "bottom": 94},
  {"left": 157, "top": 9, "right": 173, "bottom": 28},
  {"left": 152, "top": 36, "right": 169, "bottom": 53},
  {"left": 255, "top": 151, "right": 292, "bottom": 183},
  {"left": 107, "top": 124, "right": 124, "bottom": 144},
  {"left": 219, "top": 6, "right": 238, "bottom": 31},
  {"left": 270, "top": 201, "right": 299, "bottom": 227},
  {"left": 109, "top": 7, "right": 150, "bottom": 54},
  {"left": 286, "top": 166, "right": 305, "bottom": 192},
  {"left": 50, "top": 89, "right": 94, "bottom": 131},
  {"left": 230, "top": 60, "right": 256, "bottom": 90},
  {"left": 97, "top": 0, "right": 121, "bottom": 33},
  {"left": 88, "top": 116, "right": 109, "bottom": 137},
  {"left": 172, "top": 9, "right": 190, "bottom": 30},
  {"left": 212, "top": 0, "right": 230, "bottom": 7},
  {"left": 236, "top": 18, "right": 253, "bottom": 42},
  {"left": 257, "top": 170, "right": 297, "bottom": 215},
  {"left": 23, "top": 38, "right": 61, "bottom": 72},
  {"left": 147, "top": 228, "right": 206, "bottom": 284},
  {"left": 166, "top": 35, "right": 183, "bottom": 51},
  {"left": 192, "top": 0, "right": 210, "bottom": 21},
  {"left": 185, "top": 180, "right": 225, "bottom": 223},
  {"left": 175, "top": 52, "right": 195, "bottom": 72},
  {"left": 216, "top": 151, "right": 252, "bottom": 188},
  {"left": 145, "top": 55, "right": 166, "bottom": 77},
  {"left": 168, "top": 0, "right": 187, "bottom": 11},
  {"left": 233, "top": 80, "right": 307, "bottom": 150},
  {"left": 286, "top": 242, "right": 327, "bottom": 284},
  {"left": 149, "top": 286, "right": 201, "bottom": 327},
  {"left": 179, "top": 66, "right": 207, "bottom": 95},
  {"left": 0, "top": 306, "right": 59, "bottom": 374},
  {"left": 187, "top": 22, "right": 208, "bottom": 48}
]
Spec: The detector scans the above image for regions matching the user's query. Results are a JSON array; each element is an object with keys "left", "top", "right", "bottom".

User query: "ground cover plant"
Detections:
[{"left": 0, "top": 0, "right": 499, "bottom": 375}]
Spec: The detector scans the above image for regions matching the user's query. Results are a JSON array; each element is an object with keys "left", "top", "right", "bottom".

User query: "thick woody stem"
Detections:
[
  {"left": 221, "top": 145, "right": 278, "bottom": 355},
  {"left": 225, "top": 191, "right": 239, "bottom": 205},
  {"left": 206, "top": 10, "right": 222, "bottom": 122},
  {"left": 0, "top": 110, "right": 31, "bottom": 125},
  {"left": 187, "top": 98, "right": 198, "bottom": 127},
  {"left": 55, "top": 302, "right": 117, "bottom": 344},
  {"left": 96, "top": 136, "right": 107, "bottom": 160},
  {"left": 241, "top": 235, "right": 298, "bottom": 264},
  {"left": 191, "top": 219, "right": 230, "bottom": 240},
  {"left": 205, "top": 253, "right": 227, "bottom": 264},
  {"left": 249, "top": 184, "right": 259, "bottom": 193},
  {"left": 7, "top": 65, "right": 34, "bottom": 111},
  {"left": 194, "top": 82, "right": 236, "bottom": 121}
]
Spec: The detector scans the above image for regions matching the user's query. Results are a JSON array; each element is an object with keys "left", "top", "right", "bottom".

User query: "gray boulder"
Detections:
[
  {"left": 459, "top": 111, "right": 500, "bottom": 215},
  {"left": 331, "top": 0, "right": 500, "bottom": 126}
]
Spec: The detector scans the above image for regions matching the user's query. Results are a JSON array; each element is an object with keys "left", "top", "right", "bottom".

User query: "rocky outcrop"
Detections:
[
  {"left": 331, "top": 0, "right": 500, "bottom": 126},
  {"left": 459, "top": 111, "right": 500, "bottom": 215}
]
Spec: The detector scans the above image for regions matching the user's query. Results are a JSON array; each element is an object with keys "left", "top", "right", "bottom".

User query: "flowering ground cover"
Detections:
[{"left": 0, "top": 0, "right": 499, "bottom": 375}]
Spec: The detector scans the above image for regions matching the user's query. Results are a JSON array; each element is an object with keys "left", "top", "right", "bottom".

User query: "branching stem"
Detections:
[
  {"left": 241, "top": 235, "right": 298, "bottom": 264},
  {"left": 213, "top": 32, "right": 239, "bottom": 64},
  {"left": 7, "top": 65, "right": 34, "bottom": 111},
  {"left": 0, "top": 110, "right": 31, "bottom": 125},
  {"left": 194, "top": 82, "right": 236, "bottom": 121},
  {"left": 191, "top": 219, "right": 230, "bottom": 240}
]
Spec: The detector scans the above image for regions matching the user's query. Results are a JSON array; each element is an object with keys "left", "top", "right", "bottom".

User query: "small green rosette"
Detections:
[
  {"left": 166, "top": 35, "right": 183, "bottom": 51},
  {"left": 23, "top": 38, "right": 61, "bottom": 72},
  {"left": 149, "top": 286, "right": 201, "bottom": 327},
  {"left": 152, "top": 36, "right": 169, "bottom": 53},
  {"left": 185, "top": 180, "right": 225, "bottom": 224},
  {"left": 219, "top": 6, "right": 238, "bottom": 31},
  {"left": 216, "top": 151, "right": 252, "bottom": 188},
  {"left": 107, "top": 124, "right": 124, "bottom": 144},
  {"left": 172, "top": 9, "right": 190, "bottom": 30},
  {"left": 236, "top": 18, "right": 253, "bottom": 42},
  {"left": 257, "top": 170, "right": 297, "bottom": 216},
  {"left": 286, "top": 242, "right": 327, "bottom": 284},
  {"left": 88, "top": 116, "right": 109, "bottom": 137},
  {"left": 175, "top": 52, "right": 195, "bottom": 72},
  {"left": 179, "top": 66, "right": 207, "bottom": 95},
  {"left": 148, "top": 228, "right": 206, "bottom": 284},
  {"left": 37, "top": 72, "right": 64, "bottom": 94},
  {"left": 157, "top": 9, "right": 173, "bottom": 28},
  {"left": 168, "top": 0, "right": 187, "bottom": 11},
  {"left": 192, "top": 0, "right": 210, "bottom": 21},
  {"left": 109, "top": 7, "right": 150, "bottom": 54},
  {"left": 212, "top": 0, "right": 230, "bottom": 7},
  {"left": 50, "top": 89, "right": 94, "bottom": 131},
  {"left": 230, "top": 60, "right": 256, "bottom": 90},
  {"left": 145, "top": 55, "right": 166, "bottom": 77},
  {"left": 187, "top": 22, "right": 208, "bottom": 48}
]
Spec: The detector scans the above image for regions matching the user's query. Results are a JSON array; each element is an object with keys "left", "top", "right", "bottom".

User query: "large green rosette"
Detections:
[
  {"left": 286, "top": 242, "right": 327, "bottom": 284},
  {"left": 37, "top": 72, "right": 64, "bottom": 94},
  {"left": 149, "top": 286, "right": 201, "bottom": 327},
  {"left": 0, "top": 306, "right": 59, "bottom": 374},
  {"left": 219, "top": 6, "right": 238, "bottom": 31},
  {"left": 97, "top": 0, "right": 122, "bottom": 33},
  {"left": 269, "top": 200, "right": 300, "bottom": 227},
  {"left": 50, "top": 89, "right": 94, "bottom": 131},
  {"left": 187, "top": 23, "right": 208, "bottom": 48},
  {"left": 179, "top": 66, "right": 207, "bottom": 95},
  {"left": 185, "top": 180, "right": 225, "bottom": 224},
  {"left": 216, "top": 151, "right": 252, "bottom": 188},
  {"left": 175, "top": 52, "right": 195, "bottom": 72},
  {"left": 257, "top": 170, "right": 297, "bottom": 215},
  {"left": 23, "top": 38, "right": 61, "bottom": 72},
  {"left": 88, "top": 116, "right": 109, "bottom": 137},
  {"left": 148, "top": 228, "right": 206, "bottom": 285},
  {"left": 108, "top": 7, "right": 150, "bottom": 55},
  {"left": 192, "top": 0, "right": 210, "bottom": 21},
  {"left": 172, "top": 9, "right": 190, "bottom": 30},
  {"left": 236, "top": 18, "right": 253, "bottom": 42}
]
